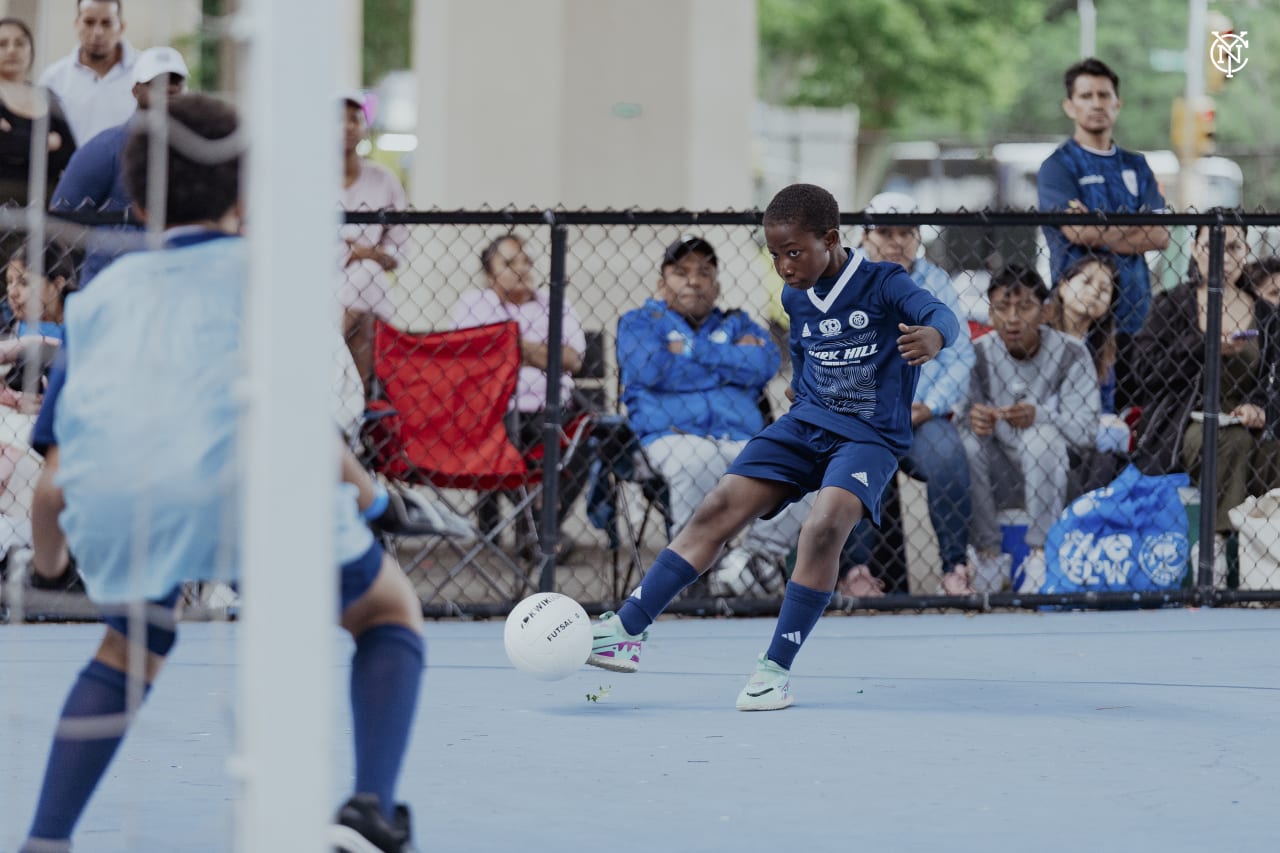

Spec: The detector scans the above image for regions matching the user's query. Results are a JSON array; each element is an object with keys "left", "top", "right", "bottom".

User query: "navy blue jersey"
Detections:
[
  {"left": 783, "top": 248, "right": 959, "bottom": 456},
  {"left": 1038, "top": 139, "right": 1167, "bottom": 334}
]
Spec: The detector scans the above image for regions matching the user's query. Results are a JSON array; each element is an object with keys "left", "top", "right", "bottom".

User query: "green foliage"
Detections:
[
  {"left": 761, "top": 0, "right": 1280, "bottom": 206},
  {"left": 363, "top": 0, "right": 414, "bottom": 87},
  {"left": 990, "top": 0, "right": 1191, "bottom": 150},
  {"left": 758, "top": 0, "right": 1042, "bottom": 130}
]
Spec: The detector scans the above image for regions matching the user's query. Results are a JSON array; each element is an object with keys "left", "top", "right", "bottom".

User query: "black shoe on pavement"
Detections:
[{"left": 331, "top": 793, "right": 417, "bottom": 853}]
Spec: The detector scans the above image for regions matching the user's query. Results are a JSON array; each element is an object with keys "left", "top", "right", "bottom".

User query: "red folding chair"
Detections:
[
  {"left": 365, "top": 320, "right": 542, "bottom": 605},
  {"left": 365, "top": 320, "right": 595, "bottom": 608}
]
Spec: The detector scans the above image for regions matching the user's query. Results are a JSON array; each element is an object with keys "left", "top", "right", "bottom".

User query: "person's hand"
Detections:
[
  {"left": 344, "top": 241, "right": 375, "bottom": 267},
  {"left": 667, "top": 339, "right": 685, "bottom": 355},
  {"left": 0, "top": 386, "right": 22, "bottom": 411},
  {"left": 911, "top": 402, "right": 932, "bottom": 427},
  {"left": 897, "top": 323, "right": 943, "bottom": 366},
  {"left": 1231, "top": 403, "right": 1266, "bottom": 430},
  {"left": 1000, "top": 400, "right": 1037, "bottom": 430},
  {"left": 735, "top": 334, "right": 765, "bottom": 346},
  {"left": 969, "top": 403, "right": 999, "bottom": 437},
  {"left": 785, "top": 386, "right": 795, "bottom": 403},
  {"left": 1065, "top": 199, "right": 1088, "bottom": 214},
  {"left": 344, "top": 242, "right": 397, "bottom": 271},
  {"left": 48, "top": 131, "right": 64, "bottom": 152}
]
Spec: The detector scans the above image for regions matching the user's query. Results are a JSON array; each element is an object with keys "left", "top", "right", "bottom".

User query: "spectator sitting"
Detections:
[
  {"left": 451, "top": 234, "right": 590, "bottom": 559},
  {"left": 842, "top": 191, "right": 977, "bottom": 596},
  {"left": 962, "top": 264, "right": 1100, "bottom": 593},
  {"left": 0, "top": 17, "right": 76, "bottom": 208},
  {"left": 1038, "top": 57, "right": 1169, "bottom": 410},
  {"left": 617, "top": 236, "right": 804, "bottom": 595},
  {"left": 339, "top": 90, "right": 408, "bottom": 397},
  {"left": 37, "top": 0, "right": 137, "bottom": 147},
  {"left": 1, "top": 242, "right": 73, "bottom": 403},
  {"left": 1133, "top": 223, "right": 1280, "bottom": 581},
  {"left": 1044, "top": 254, "right": 1131, "bottom": 492},
  {"left": 1243, "top": 256, "right": 1280, "bottom": 308},
  {"left": 50, "top": 45, "right": 188, "bottom": 286},
  {"left": 0, "top": 241, "right": 75, "bottom": 551}
]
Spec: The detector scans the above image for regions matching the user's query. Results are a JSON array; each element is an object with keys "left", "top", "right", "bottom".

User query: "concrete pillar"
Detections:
[
  {"left": 410, "top": 0, "right": 755, "bottom": 209},
  {"left": 339, "top": 0, "right": 362, "bottom": 89}
]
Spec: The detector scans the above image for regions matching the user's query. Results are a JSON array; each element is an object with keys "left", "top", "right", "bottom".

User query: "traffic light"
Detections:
[
  {"left": 1205, "top": 11, "right": 1236, "bottom": 94},
  {"left": 1171, "top": 96, "right": 1215, "bottom": 159}
]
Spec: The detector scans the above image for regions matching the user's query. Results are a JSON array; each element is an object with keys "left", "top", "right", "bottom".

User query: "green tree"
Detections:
[
  {"left": 762, "top": 0, "right": 1280, "bottom": 208},
  {"left": 758, "top": 0, "right": 1043, "bottom": 199},
  {"left": 363, "top": 0, "right": 413, "bottom": 87}
]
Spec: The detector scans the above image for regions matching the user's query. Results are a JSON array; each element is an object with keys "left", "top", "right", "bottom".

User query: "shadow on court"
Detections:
[{"left": 4, "top": 608, "right": 1280, "bottom": 852}]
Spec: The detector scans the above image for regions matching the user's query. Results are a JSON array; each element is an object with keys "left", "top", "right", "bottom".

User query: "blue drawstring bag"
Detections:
[{"left": 1044, "top": 464, "right": 1191, "bottom": 592}]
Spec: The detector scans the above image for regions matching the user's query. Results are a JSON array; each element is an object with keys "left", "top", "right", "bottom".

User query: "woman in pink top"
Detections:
[
  {"left": 451, "top": 234, "right": 590, "bottom": 556},
  {"left": 340, "top": 92, "right": 408, "bottom": 395}
]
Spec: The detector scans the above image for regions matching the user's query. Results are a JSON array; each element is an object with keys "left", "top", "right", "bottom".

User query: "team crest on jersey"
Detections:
[
  {"left": 1122, "top": 168, "right": 1138, "bottom": 196},
  {"left": 819, "top": 318, "right": 842, "bottom": 337},
  {"left": 848, "top": 310, "right": 869, "bottom": 329},
  {"left": 801, "top": 323, "right": 812, "bottom": 337}
]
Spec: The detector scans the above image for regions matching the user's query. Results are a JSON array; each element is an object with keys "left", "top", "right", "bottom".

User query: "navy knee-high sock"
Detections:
[
  {"left": 617, "top": 548, "right": 700, "bottom": 636},
  {"left": 351, "top": 624, "right": 424, "bottom": 819},
  {"left": 28, "top": 660, "right": 146, "bottom": 843},
  {"left": 765, "top": 581, "right": 832, "bottom": 670}
]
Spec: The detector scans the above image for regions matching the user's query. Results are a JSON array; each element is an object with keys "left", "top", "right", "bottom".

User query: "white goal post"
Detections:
[{"left": 238, "top": 1, "right": 341, "bottom": 850}]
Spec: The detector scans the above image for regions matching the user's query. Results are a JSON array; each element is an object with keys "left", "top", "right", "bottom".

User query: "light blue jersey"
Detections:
[{"left": 50, "top": 235, "right": 373, "bottom": 604}]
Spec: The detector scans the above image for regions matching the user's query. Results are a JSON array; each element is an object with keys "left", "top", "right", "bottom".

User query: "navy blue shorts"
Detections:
[
  {"left": 100, "top": 542, "right": 386, "bottom": 656},
  {"left": 726, "top": 415, "right": 899, "bottom": 525}
]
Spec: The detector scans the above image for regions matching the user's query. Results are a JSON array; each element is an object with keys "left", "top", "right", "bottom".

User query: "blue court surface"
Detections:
[{"left": 3, "top": 608, "right": 1279, "bottom": 852}]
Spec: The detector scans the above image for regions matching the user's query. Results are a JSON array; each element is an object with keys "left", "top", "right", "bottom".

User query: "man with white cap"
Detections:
[
  {"left": 844, "top": 191, "right": 978, "bottom": 595},
  {"left": 38, "top": 0, "right": 138, "bottom": 146},
  {"left": 51, "top": 46, "right": 189, "bottom": 284}
]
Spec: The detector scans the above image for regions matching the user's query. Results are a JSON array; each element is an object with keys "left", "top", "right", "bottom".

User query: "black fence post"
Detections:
[
  {"left": 1196, "top": 222, "right": 1225, "bottom": 597},
  {"left": 538, "top": 212, "right": 568, "bottom": 593}
]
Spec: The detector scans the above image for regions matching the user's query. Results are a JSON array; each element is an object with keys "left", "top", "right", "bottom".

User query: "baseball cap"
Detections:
[
  {"left": 662, "top": 235, "right": 718, "bottom": 269},
  {"left": 863, "top": 191, "right": 920, "bottom": 228},
  {"left": 132, "top": 46, "right": 189, "bottom": 86}
]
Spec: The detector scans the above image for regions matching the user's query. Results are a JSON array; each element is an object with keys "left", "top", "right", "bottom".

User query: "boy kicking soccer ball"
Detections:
[
  {"left": 588, "top": 183, "right": 959, "bottom": 710},
  {"left": 21, "top": 94, "right": 423, "bottom": 853}
]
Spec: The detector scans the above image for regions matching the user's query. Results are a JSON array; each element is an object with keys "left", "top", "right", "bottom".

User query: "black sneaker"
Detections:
[{"left": 331, "top": 794, "right": 417, "bottom": 853}]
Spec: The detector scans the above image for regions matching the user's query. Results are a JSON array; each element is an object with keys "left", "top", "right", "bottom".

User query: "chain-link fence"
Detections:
[
  {"left": 343, "top": 207, "right": 1280, "bottom": 617},
  {"left": 2, "top": 208, "right": 1279, "bottom": 620}
]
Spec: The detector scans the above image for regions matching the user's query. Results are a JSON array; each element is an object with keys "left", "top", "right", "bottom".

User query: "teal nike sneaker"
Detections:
[
  {"left": 735, "top": 652, "right": 793, "bottom": 711},
  {"left": 587, "top": 611, "right": 647, "bottom": 673}
]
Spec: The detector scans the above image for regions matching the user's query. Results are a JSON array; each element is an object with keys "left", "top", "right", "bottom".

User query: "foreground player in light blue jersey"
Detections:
[
  {"left": 21, "top": 94, "right": 423, "bottom": 853},
  {"left": 588, "top": 183, "right": 960, "bottom": 710}
]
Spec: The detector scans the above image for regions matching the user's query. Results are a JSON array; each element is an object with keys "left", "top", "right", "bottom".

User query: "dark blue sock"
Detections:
[
  {"left": 617, "top": 548, "right": 700, "bottom": 635},
  {"left": 28, "top": 660, "right": 147, "bottom": 843},
  {"left": 351, "top": 624, "right": 424, "bottom": 820},
  {"left": 765, "top": 581, "right": 832, "bottom": 670}
]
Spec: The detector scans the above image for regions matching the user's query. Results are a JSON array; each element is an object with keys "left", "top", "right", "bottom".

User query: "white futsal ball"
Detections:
[{"left": 503, "top": 592, "right": 592, "bottom": 681}]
